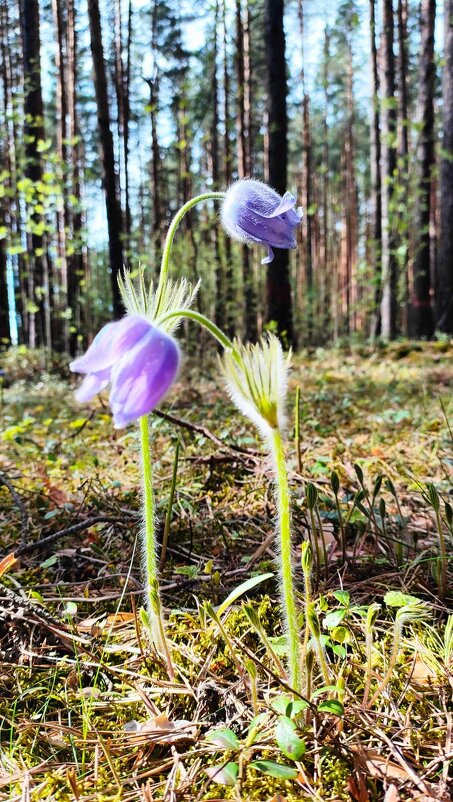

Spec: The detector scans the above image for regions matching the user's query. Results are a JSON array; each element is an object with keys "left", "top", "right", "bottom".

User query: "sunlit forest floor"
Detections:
[{"left": 0, "top": 341, "right": 452, "bottom": 801}]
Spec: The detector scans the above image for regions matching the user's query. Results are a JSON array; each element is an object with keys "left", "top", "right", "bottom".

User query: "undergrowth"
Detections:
[{"left": 0, "top": 341, "right": 452, "bottom": 801}]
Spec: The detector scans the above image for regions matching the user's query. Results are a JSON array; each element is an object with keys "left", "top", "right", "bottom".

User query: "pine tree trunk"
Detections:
[
  {"left": 0, "top": 180, "right": 10, "bottom": 342},
  {"left": 322, "top": 27, "right": 331, "bottom": 341},
  {"left": 67, "top": 0, "right": 86, "bottom": 353},
  {"left": 411, "top": 0, "right": 436, "bottom": 337},
  {"left": 437, "top": 0, "right": 453, "bottom": 332},
  {"left": 0, "top": 0, "right": 18, "bottom": 344},
  {"left": 52, "top": 0, "right": 70, "bottom": 350},
  {"left": 236, "top": 0, "right": 257, "bottom": 341},
  {"left": 264, "top": 0, "right": 293, "bottom": 345},
  {"left": 380, "top": 0, "right": 398, "bottom": 339},
  {"left": 87, "top": 0, "right": 124, "bottom": 318},
  {"left": 298, "top": 0, "right": 313, "bottom": 343},
  {"left": 113, "top": 0, "right": 132, "bottom": 243},
  {"left": 21, "top": 0, "right": 52, "bottom": 347},
  {"left": 147, "top": 0, "right": 162, "bottom": 256},
  {"left": 370, "top": 0, "right": 382, "bottom": 337},
  {"left": 223, "top": 0, "right": 235, "bottom": 339},
  {"left": 212, "top": 1, "right": 224, "bottom": 332}
]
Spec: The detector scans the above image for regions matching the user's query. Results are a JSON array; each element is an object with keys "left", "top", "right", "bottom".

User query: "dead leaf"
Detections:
[
  {"left": 411, "top": 658, "right": 437, "bottom": 687},
  {"left": 384, "top": 785, "right": 400, "bottom": 802},
  {"left": 350, "top": 745, "right": 409, "bottom": 781},
  {"left": 124, "top": 715, "right": 197, "bottom": 745},
  {"left": 106, "top": 611, "right": 135, "bottom": 625},
  {"left": 347, "top": 774, "right": 370, "bottom": 802},
  {"left": 0, "top": 553, "right": 17, "bottom": 578}
]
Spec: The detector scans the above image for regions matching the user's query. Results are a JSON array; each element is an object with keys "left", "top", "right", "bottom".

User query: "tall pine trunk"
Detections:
[
  {"left": 236, "top": 0, "right": 257, "bottom": 341},
  {"left": 298, "top": 0, "right": 313, "bottom": 343},
  {"left": 21, "top": 0, "right": 52, "bottom": 347},
  {"left": 87, "top": 0, "right": 124, "bottom": 317},
  {"left": 212, "top": 1, "right": 224, "bottom": 332},
  {"left": 437, "top": 0, "right": 453, "bottom": 332},
  {"left": 370, "top": 0, "right": 382, "bottom": 337},
  {"left": 380, "top": 0, "right": 398, "bottom": 339},
  {"left": 411, "top": 0, "right": 436, "bottom": 337},
  {"left": 67, "top": 0, "right": 86, "bottom": 352},
  {"left": 223, "top": 0, "right": 235, "bottom": 338},
  {"left": 264, "top": 0, "right": 293, "bottom": 345},
  {"left": 52, "top": 0, "right": 70, "bottom": 350}
]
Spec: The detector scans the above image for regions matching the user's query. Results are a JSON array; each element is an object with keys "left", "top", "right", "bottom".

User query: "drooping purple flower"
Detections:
[
  {"left": 70, "top": 316, "right": 180, "bottom": 428},
  {"left": 221, "top": 179, "right": 302, "bottom": 264}
]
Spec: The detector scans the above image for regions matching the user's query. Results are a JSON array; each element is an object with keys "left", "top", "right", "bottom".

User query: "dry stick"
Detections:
[
  {"left": 12, "top": 516, "right": 121, "bottom": 557},
  {"left": 0, "top": 471, "right": 29, "bottom": 544},
  {"left": 294, "top": 385, "right": 302, "bottom": 473},
  {"left": 159, "top": 438, "right": 180, "bottom": 571},
  {"left": 153, "top": 408, "right": 261, "bottom": 458}
]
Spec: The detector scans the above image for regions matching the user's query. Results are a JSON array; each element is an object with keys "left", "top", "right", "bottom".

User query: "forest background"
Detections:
[{"left": 0, "top": 0, "right": 452, "bottom": 353}]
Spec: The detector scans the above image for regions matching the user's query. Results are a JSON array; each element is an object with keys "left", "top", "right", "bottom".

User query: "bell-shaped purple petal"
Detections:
[
  {"left": 109, "top": 327, "right": 180, "bottom": 428},
  {"left": 70, "top": 316, "right": 151, "bottom": 376},
  {"left": 75, "top": 369, "right": 111, "bottom": 402},
  {"left": 221, "top": 179, "right": 302, "bottom": 262}
]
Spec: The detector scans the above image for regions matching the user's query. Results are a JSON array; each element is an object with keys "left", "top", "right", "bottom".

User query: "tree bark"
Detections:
[
  {"left": 370, "top": 0, "right": 382, "bottom": 337},
  {"left": 235, "top": 0, "right": 257, "bottom": 341},
  {"left": 21, "top": 0, "right": 52, "bottom": 347},
  {"left": 437, "top": 0, "right": 453, "bottom": 332},
  {"left": 67, "top": 0, "right": 86, "bottom": 353},
  {"left": 298, "top": 0, "right": 313, "bottom": 343},
  {"left": 87, "top": 0, "right": 124, "bottom": 318},
  {"left": 411, "top": 0, "right": 436, "bottom": 337},
  {"left": 212, "top": 0, "right": 224, "bottom": 332},
  {"left": 52, "top": 0, "right": 70, "bottom": 350},
  {"left": 264, "top": 0, "right": 293, "bottom": 345},
  {"left": 223, "top": 0, "right": 235, "bottom": 339},
  {"left": 380, "top": 0, "right": 398, "bottom": 339}
]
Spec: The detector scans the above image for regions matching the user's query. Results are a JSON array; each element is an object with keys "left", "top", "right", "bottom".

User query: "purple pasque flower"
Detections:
[
  {"left": 221, "top": 179, "right": 302, "bottom": 264},
  {"left": 70, "top": 315, "right": 180, "bottom": 428}
]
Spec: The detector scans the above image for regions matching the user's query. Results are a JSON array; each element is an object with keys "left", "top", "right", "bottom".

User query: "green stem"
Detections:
[
  {"left": 367, "top": 623, "right": 402, "bottom": 708},
  {"left": 435, "top": 507, "right": 448, "bottom": 600},
  {"left": 155, "top": 192, "right": 226, "bottom": 316},
  {"left": 301, "top": 563, "right": 312, "bottom": 695},
  {"left": 139, "top": 414, "right": 171, "bottom": 667},
  {"left": 334, "top": 491, "right": 347, "bottom": 565},
  {"left": 157, "top": 308, "right": 241, "bottom": 362},
  {"left": 269, "top": 428, "right": 301, "bottom": 693}
]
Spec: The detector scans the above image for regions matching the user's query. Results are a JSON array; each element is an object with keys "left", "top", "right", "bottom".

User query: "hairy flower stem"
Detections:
[
  {"left": 434, "top": 506, "right": 448, "bottom": 600},
  {"left": 367, "top": 624, "right": 403, "bottom": 708},
  {"left": 155, "top": 192, "right": 226, "bottom": 315},
  {"left": 300, "top": 547, "right": 312, "bottom": 695},
  {"left": 157, "top": 309, "right": 238, "bottom": 358},
  {"left": 139, "top": 414, "right": 174, "bottom": 679},
  {"left": 269, "top": 428, "right": 301, "bottom": 693},
  {"left": 362, "top": 629, "right": 375, "bottom": 706}
]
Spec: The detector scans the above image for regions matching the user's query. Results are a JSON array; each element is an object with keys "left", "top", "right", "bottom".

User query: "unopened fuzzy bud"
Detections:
[
  {"left": 366, "top": 603, "right": 380, "bottom": 631},
  {"left": 306, "top": 483, "right": 318, "bottom": 510},
  {"left": 243, "top": 603, "right": 260, "bottom": 629},
  {"left": 427, "top": 482, "right": 440, "bottom": 511},
  {"left": 301, "top": 541, "right": 313, "bottom": 575},
  {"left": 354, "top": 463, "right": 364, "bottom": 484},
  {"left": 331, "top": 471, "right": 340, "bottom": 495},
  {"left": 306, "top": 603, "right": 321, "bottom": 639}
]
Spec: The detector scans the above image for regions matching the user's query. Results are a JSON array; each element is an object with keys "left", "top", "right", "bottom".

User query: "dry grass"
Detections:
[{"left": 0, "top": 340, "right": 452, "bottom": 801}]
